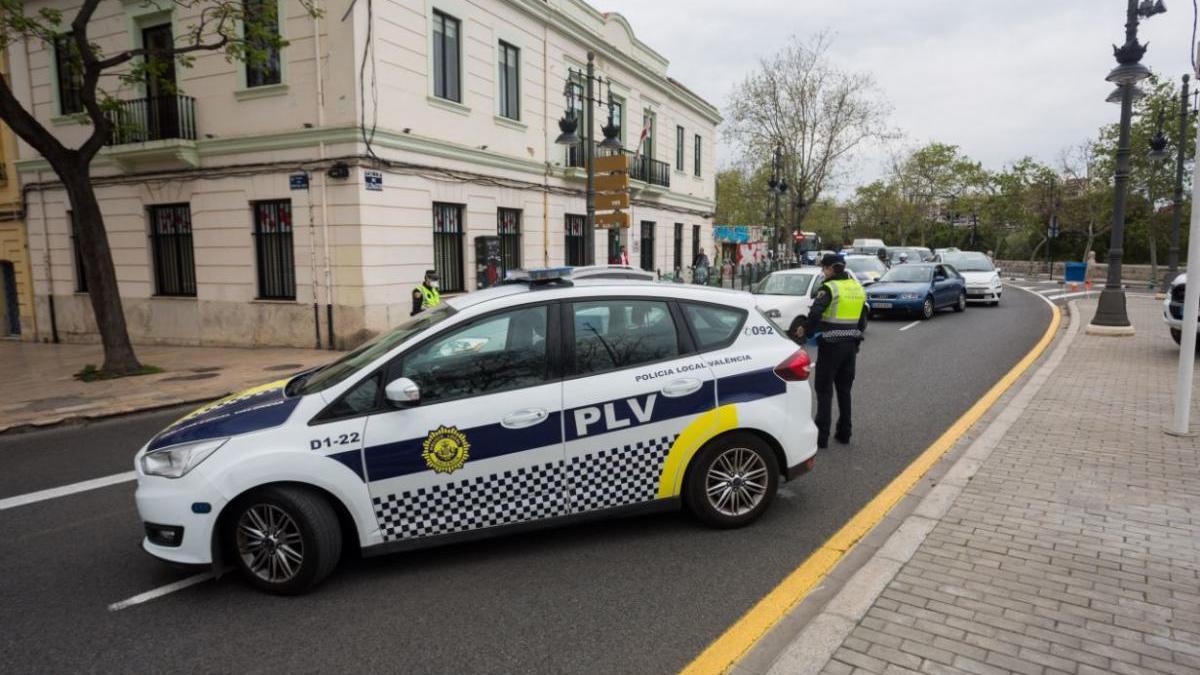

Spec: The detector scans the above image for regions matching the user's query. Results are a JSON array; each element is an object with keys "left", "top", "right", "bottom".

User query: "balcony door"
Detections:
[{"left": 142, "top": 24, "right": 179, "bottom": 140}]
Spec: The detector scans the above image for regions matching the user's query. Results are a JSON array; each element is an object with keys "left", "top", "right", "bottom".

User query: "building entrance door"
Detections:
[{"left": 1, "top": 261, "right": 19, "bottom": 336}]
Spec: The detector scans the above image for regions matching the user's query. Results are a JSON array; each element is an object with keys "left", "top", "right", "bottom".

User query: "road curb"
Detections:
[
  {"left": 758, "top": 300, "right": 1083, "bottom": 675},
  {"left": 0, "top": 394, "right": 225, "bottom": 437}
]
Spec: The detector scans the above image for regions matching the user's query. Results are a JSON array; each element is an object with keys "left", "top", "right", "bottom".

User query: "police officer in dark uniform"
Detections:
[
  {"left": 411, "top": 269, "right": 441, "bottom": 316},
  {"left": 793, "top": 253, "right": 867, "bottom": 449}
]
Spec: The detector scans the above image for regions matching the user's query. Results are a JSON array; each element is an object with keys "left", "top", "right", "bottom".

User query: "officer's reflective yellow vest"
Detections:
[
  {"left": 417, "top": 284, "right": 441, "bottom": 310},
  {"left": 819, "top": 278, "right": 866, "bottom": 332}
]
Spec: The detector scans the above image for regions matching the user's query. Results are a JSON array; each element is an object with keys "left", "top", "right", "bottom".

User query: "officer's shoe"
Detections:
[
  {"left": 817, "top": 436, "right": 829, "bottom": 450},
  {"left": 834, "top": 432, "right": 851, "bottom": 445}
]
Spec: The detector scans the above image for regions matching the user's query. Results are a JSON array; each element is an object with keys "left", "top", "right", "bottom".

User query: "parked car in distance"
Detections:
[
  {"left": 851, "top": 238, "right": 888, "bottom": 257},
  {"left": 1164, "top": 273, "right": 1198, "bottom": 349},
  {"left": 889, "top": 247, "right": 934, "bottom": 264},
  {"left": 752, "top": 268, "right": 823, "bottom": 333},
  {"left": 566, "top": 264, "right": 656, "bottom": 281},
  {"left": 940, "top": 252, "right": 1002, "bottom": 306},
  {"left": 844, "top": 254, "right": 887, "bottom": 286},
  {"left": 866, "top": 263, "right": 967, "bottom": 320},
  {"left": 933, "top": 247, "right": 961, "bottom": 259}
]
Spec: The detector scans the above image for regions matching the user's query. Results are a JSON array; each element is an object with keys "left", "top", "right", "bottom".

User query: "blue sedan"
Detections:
[{"left": 865, "top": 263, "right": 967, "bottom": 320}]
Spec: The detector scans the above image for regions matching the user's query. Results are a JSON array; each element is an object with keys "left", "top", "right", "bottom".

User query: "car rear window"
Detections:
[{"left": 682, "top": 302, "right": 746, "bottom": 350}]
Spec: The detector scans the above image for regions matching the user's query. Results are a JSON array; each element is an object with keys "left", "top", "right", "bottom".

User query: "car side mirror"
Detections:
[{"left": 385, "top": 377, "right": 421, "bottom": 407}]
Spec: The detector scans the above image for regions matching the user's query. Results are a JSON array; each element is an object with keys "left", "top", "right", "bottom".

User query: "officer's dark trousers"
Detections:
[{"left": 814, "top": 340, "right": 857, "bottom": 444}]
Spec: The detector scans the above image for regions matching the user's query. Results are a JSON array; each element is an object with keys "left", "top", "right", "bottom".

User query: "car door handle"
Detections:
[
  {"left": 502, "top": 408, "right": 549, "bottom": 429},
  {"left": 661, "top": 378, "right": 703, "bottom": 398}
]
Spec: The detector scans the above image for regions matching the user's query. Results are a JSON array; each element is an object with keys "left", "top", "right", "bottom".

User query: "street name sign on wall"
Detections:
[
  {"left": 289, "top": 173, "right": 309, "bottom": 190},
  {"left": 365, "top": 170, "right": 383, "bottom": 191}
]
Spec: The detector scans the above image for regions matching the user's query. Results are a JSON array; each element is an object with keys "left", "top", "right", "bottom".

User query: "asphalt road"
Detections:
[{"left": 0, "top": 286, "right": 1053, "bottom": 675}]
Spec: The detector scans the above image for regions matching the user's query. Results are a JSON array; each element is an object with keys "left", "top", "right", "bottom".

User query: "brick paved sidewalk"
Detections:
[
  {"left": 752, "top": 295, "right": 1200, "bottom": 675},
  {"left": 0, "top": 341, "right": 338, "bottom": 433}
]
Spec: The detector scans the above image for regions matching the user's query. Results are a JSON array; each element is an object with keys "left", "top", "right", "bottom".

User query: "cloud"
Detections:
[{"left": 598, "top": 0, "right": 1196, "bottom": 193}]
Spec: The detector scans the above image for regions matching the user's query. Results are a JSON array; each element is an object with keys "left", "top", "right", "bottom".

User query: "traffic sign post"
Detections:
[
  {"left": 593, "top": 153, "right": 630, "bottom": 231},
  {"left": 595, "top": 212, "right": 630, "bottom": 229}
]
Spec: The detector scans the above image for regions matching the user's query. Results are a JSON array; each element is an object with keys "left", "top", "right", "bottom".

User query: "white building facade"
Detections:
[{"left": 9, "top": 0, "right": 719, "bottom": 349}]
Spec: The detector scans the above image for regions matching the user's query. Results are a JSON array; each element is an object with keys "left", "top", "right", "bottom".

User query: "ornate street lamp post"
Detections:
[
  {"left": 1090, "top": 0, "right": 1167, "bottom": 334},
  {"left": 1148, "top": 109, "right": 1169, "bottom": 287},
  {"left": 555, "top": 52, "right": 622, "bottom": 265},
  {"left": 767, "top": 145, "right": 788, "bottom": 260}
]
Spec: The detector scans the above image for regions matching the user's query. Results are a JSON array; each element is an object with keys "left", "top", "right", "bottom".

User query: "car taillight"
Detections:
[{"left": 774, "top": 349, "right": 812, "bottom": 381}]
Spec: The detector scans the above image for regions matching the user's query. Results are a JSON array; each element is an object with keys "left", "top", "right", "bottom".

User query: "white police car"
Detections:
[{"left": 134, "top": 269, "right": 820, "bottom": 593}]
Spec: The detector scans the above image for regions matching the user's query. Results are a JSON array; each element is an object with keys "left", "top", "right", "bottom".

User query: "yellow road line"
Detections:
[{"left": 680, "top": 301, "right": 1063, "bottom": 675}]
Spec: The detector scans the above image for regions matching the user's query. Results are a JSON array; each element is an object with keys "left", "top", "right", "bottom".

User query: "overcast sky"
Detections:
[{"left": 597, "top": 0, "right": 1198, "bottom": 196}]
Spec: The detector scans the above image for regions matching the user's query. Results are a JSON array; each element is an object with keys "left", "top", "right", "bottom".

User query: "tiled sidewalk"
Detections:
[
  {"left": 757, "top": 296, "right": 1200, "bottom": 675},
  {"left": 0, "top": 341, "right": 338, "bottom": 433}
]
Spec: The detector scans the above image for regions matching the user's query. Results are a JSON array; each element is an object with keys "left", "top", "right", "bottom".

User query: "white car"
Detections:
[
  {"left": 941, "top": 252, "right": 1003, "bottom": 306},
  {"left": 566, "top": 264, "right": 656, "bottom": 281},
  {"left": 843, "top": 255, "right": 887, "bottom": 286},
  {"left": 1164, "top": 273, "right": 1197, "bottom": 348},
  {"left": 134, "top": 269, "right": 819, "bottom": 593},
  {"left": 751, "top": 267, "right": 824, "bottom": 332}
]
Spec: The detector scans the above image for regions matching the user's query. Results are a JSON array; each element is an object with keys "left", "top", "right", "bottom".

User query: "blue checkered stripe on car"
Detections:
[
  {"left": 567, "top": 435, "right": 676, "bottom": 513},
  {"left": 372, "top": 435, "right": 678, "bottom": 542}
]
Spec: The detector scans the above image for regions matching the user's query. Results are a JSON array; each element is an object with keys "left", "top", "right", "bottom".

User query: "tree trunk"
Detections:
[
  {"left": 1148, "top": 216, "right": 1158, "bottom": 289},
  {"left": 61, "top": 164, "right": 142, "bottom": 374}
]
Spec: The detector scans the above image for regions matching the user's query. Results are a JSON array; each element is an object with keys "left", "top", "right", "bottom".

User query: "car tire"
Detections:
[
  {"left": 226, "top": 485, "right": 343, "bottom": 595},
  {"left": 954, "top": 292, "right": 966, "bottom": 313},
  {"left": 684, "top": 432, "right": 779, "bottom": 529},
  {"left": 920, "top": 297, "right": 935, "bottom": 320}
]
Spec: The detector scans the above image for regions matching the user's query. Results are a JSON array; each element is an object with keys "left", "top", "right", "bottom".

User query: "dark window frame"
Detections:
[
  {"left": 498, "top": 207, "right": 522, "bottom": 276},
  {"left": 432, "top": 9, "right": 462, "bottom": 103},
  {"left": 54, "top": 33, "right": 84, "bottom": 115},
  {"left": 639, "top": 220, "right": 655, "bottom": 272},
  {"left": 433, "top": 202, "right": 465, "bottom": 293},
  {"left": 243, "top": 0, "right": 283, "bottom": 88},
  {"left": 673, "top": 223, "right": 683, "bottom": 272},
  {"left": 694, "top": 134, "right": 702, "bottom": 177},
  {"left": 564, "top": 213, "right": 591, "bottom": 266},
  {"left": 692, "top": 224, "right": 701, "bottom": 264},
  {"left": 497, "top": 40, "right": 520, "bottom": 120},
  {"left": 252, "top": 199, "right": 295, "bottom": 300},
  {"left": 675, "top": 125, "right": 685, "bottom": 172},
  {"left": 148, "top": 203, "right": 196, "bottom": 297}
]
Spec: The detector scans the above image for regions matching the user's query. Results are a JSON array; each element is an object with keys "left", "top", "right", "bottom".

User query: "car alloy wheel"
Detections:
[
  {"left": 921, "top": 297, "right": 934, "bottom": 320},
  {"left": 684, "top": 432, "right": 779, "bottom": 529},
  {"left": 705, "top": 447, "right": 769, "bottom": 517},
  {"left": 236, "top": 504, "right": 305, "bottom": 584},
  {"left": 954, "top": 293, "right": 966, "bottom": 312}
]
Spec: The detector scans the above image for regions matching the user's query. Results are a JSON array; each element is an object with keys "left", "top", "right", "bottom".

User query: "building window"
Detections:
[
  {"left": 69, "top": 211, "right": 87, "bottom": 293},
  {"left": 641, "top": 109, "right": 656, "bottom": 160},
  {"left": 607, "top": 229, "right": 621, "bottom": 264},
  {"left": 640, "top": 221, "right": 655, "bottom": 272},
  {"left": 692, "top": 224, "right": 701, "bottom": 263},
  {"left": 433, "top": 203, "right": 465, "bottom": 292},
  {"left": 432, "top": 10, "right": 461, "bottom": 103},
  {"left": 565, "top": 213, "right": 589, "bottom": 266},
  {"left": 244, "top": 0, "right": 283, "bottom": 88},
  {"left": 673, "top": 223, "right": 683, "bottom": 272},
  {"left": 694, "top": 134, "right": 702, "bottom": 177},
  {"left": 54, "top": 34, "right": 84, "bottom": 115},
  {"left": 498, "top": 208, "right": 521, "bottom": 276},
  {"left": 253, "top": 199, "right": 295, "bottom": 300},
  {"left": 498, "top": 41, "right": 519, "bottom": 120},
  {"left": 566, "top": 77, "right": 585, "bottom": 167},
  {"left": 611, "top": 96, "right": 624, "bottom": 148},
  {"left": 675, "top": 125, "right": 685, "bottom": 172},
  {"left": 148, "top": 204, "right": 196, "bottom": 297}
]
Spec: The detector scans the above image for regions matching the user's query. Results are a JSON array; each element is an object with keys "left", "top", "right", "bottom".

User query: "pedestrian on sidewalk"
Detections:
[
  {"left": 411, "top": 269, "right": 441, "bottom": 316},
  {"left": 792, "top": 253, "right": 867, "bottom": 449}
]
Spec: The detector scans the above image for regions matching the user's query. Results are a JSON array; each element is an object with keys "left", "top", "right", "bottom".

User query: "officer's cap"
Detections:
[
  {"left": 820, "top": 253, "right": 844, "bottom": 268},
  {"left": 424, "top": 269, "right": 440, "bottom": 280}
]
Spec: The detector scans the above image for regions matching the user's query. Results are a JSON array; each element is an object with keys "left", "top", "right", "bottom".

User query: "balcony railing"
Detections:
[
  {"left": 566, "top": 142, "right": 671, "bottom": 188},
  {"left": 105, "top": 95, "right": 197, "bottom": 145}
]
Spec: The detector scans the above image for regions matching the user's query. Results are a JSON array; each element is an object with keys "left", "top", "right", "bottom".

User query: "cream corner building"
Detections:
[{"left": 8, "top": 0, "right": 720, "bottom": 349}]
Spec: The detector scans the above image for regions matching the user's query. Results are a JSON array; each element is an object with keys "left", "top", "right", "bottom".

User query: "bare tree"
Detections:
[
  {"left": 0, "top": 0, "right": 318, "bottom": 374},
  {"left": 724, "top": 33, "right": 893, "bottom": 254}
]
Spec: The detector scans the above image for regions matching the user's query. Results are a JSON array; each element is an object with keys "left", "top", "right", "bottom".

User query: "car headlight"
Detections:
[
  {"left": 900, "top": 293, "right": 921, "bottom": 300},
  {"left": 764, "top": 309, "right": 782, "bottom": 318},
  {"left": 140, "top": 438, "right": 228, "bottom": 478}
]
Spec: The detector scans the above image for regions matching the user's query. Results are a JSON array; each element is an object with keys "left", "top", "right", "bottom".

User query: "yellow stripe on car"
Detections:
[
  {"left": 657, "top": 405, "right": 739, "bottom": 499},
  {"left": 173, "top": 378, "right": 290, "bottom": 425}
]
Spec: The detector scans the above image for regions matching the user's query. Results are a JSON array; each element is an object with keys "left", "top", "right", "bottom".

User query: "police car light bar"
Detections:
[{"left": 504, "top": 267, "right": 575, "bottom": 285}]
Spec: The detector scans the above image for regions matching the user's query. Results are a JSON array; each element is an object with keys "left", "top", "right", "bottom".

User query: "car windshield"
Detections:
[
  {"left": 845, "top": 257, "right": 886, "bottom": 274},
  {"left": 943, "top": 253, "right": 994, "bottom": 272},
  {"left": 754, "top": 273, "right": 814, "bottom": 296},
  {"left": 880, "top": 266, "right": 934, "bottom": 283},
  {"left": 293, "top": 304, "right": 458, "bottom": 395}
]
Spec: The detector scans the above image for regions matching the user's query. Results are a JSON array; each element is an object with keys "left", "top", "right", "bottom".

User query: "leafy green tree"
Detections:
[{"left": 0, "top": 0, "right": 319, "bottom": 374}]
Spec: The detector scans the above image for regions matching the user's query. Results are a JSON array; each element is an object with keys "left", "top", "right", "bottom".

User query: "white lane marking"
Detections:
[
  {"left": 1011, "top": 284, "right": 1061, "bottom": 314},
  {"left": 1014, "top": 285, "right": 1040, "bottom": 291},
  {"left": 108, "top": 572, "right": 214, "bottom": 612},
  {"left": 898, "top": 321, "right": 921, "bottom": 332},
  {"left": 1045, "top": 291, "right": 1094, "bottom": 301},
  {"left": 0, "top": 471, "right": 136, "bottom": 511}
]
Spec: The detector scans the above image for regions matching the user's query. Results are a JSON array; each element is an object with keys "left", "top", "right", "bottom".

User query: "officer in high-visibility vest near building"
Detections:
[
  {"left": 411, "top": 269, "right": 441, "bottom": 316},
  {"left": 793, "top": 253, "right": 867, "bottom": 449}
]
